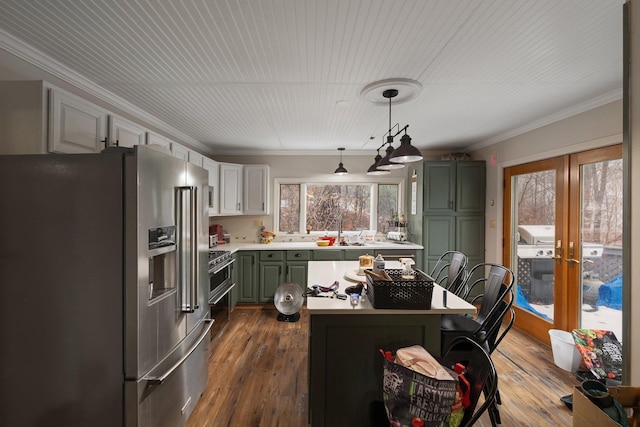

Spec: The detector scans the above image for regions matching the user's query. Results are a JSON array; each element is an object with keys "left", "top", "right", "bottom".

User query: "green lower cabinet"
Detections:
[
  {"left": 286, "top": 261, "right": 308, "bottom": 289},
  {"left": 230, "top": 253, "right": 240, "bottom": 308},
  {"left": 259, "top": 261, "right": 284, "bottom": 302},
  {"left": 236, "top": 251, "right": 258, "bottom": 303},
  {"left": 309, "top": 314, "right": 441, "bottom": 426}
]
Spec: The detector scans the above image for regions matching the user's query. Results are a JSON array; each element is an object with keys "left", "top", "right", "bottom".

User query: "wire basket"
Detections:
[{"left": 365, "top": 269, "right": 434, "bottom": 309}]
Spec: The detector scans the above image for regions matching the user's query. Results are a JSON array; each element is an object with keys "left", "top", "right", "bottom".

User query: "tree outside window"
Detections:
[{"left": 277, "top": 182, "right": 399, "bottom": 233}]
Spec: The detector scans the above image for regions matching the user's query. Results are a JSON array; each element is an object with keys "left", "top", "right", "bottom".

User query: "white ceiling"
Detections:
[{"left": 0, "top": 0, "right": 624, "bottom": 155}]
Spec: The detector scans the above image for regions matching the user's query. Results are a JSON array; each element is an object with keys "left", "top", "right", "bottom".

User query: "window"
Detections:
[{"left": 276, "top": 180, "right": 402, "bottom": 234}]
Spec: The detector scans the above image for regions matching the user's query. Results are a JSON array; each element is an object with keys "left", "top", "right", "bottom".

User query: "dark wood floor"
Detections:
[{"left": 185, "top": 306, "right": 577, "bottom": 427}]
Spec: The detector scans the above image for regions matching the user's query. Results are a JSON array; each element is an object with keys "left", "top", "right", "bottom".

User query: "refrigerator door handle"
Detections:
[
  {"left": 176, "top": 185, "right": 198, "bottom": 312},
  {"left": 142, "top": 318, "right": 213, "bottom": 385}
]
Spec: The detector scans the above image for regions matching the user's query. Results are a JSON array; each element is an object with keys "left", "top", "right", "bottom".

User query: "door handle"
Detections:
[
  {"left": 553, "top": 239, "right": 563, "bottom": 264},
  {"left": 565, "top": 241, "right": 580, "bottom": 268}
]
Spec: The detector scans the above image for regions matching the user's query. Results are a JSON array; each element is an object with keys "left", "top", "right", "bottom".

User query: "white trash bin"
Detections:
[{"left": 549, "top": 329, "right": 582, "bottom": 372}]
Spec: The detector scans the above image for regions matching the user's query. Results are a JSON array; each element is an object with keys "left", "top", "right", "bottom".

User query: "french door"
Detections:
[{"left": 503, "top": 145, "right": 623, "bottom": 344}]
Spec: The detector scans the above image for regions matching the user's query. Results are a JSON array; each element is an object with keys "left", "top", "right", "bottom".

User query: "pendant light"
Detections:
[
  {"left": 390, "top": 128, "right": 423, "bottom": 163},
  {"left": 377, "top": 89, "right": 405, "bottom": 170},
  {"left": 366, "top": 149, "right": 391, "bottom": 175},
  {"left": 334, "top": 147, "right": 348, "bottom": 175}
]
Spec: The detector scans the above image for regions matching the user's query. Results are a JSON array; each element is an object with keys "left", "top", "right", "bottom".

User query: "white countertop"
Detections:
[
  {"left": 306, "top": 261, "right": 476, "bottom": 315},
  {"left": 216, "top": 241, "right": 423, "bottom": 253}
]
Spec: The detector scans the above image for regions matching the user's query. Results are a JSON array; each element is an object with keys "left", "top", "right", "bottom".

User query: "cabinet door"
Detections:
[
  {"left": 146, "top": 132, "right": 173, "bottom": 152},
  {"left": 230, "top": 254, "right": 239, "bottom": 308},
  {"left": 456, "top": 162, "right": 486, "bottom": 213},
  {"left": 312, "top": 250, "right": 343, "bottom": 261},
  {"left": 171, "top": 142, "right": 189, "bottom": 161},
  {"left": 424, "top": 162, "right": 456, "bottom": 213},
  {"left": 220, "top": 163, "right": 243, "bottom": 215},
  {"left": 259, "top": 262, "right": 283, "bottom": 302},
  {"left": 243, "top": 165, "right": 270, "bottom": 215},
  {"left": 422, "top": 215, "right": 455, "bottom": 274},
  {"left": 49, "top": 89, "right": 108, "bottom": 154},
  {"left": 108, "top": 115, "right": 147, "bottom": 147},
  {"left": 202, "top": 157, "right": 220, "bottom": 216},
  {"left": 286, "top": 261, "right": 308, "bottom": 289},
  {"left": 188, "top": 150, "right": 204, "bottom": 167},
  {"left": 455, "top": 215, "right": 485, "bottom": 265},
  {"left": 236, "top": 251, "right": 258, "bottom": 303}
]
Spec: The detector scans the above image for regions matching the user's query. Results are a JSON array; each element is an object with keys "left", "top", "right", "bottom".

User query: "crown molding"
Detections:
[
  {"left": 468, "top": 88, "right": 623, "bottom": 152},
  {"left": 0, "top": 28, "right": 213, "bottom": 154}
]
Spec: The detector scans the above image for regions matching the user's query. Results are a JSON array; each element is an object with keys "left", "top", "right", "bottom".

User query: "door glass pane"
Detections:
[
  {"left": 512, "top": 170, "right": 556, "bottom": 322},
  {"left": 579, "top": 159, "right": 623, "bottom": 341}
]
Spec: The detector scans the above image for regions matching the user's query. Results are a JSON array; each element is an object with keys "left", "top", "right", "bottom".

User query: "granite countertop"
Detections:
[
  {"left": 217, "top": 241, "right": 423, "bottom": 253},
  {"left": 305, "top": 261, "right": 476, "bottom": 315}
]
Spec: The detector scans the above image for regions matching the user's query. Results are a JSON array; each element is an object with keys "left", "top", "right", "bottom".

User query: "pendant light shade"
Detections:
[
  {"left": 377, "top": 144, "right": 405, "bottom": 170},
  {"left": 334, "top": 147, "right": 348, "bottom": 175},
  {"left": 366, "top": 152, "right": 391, "bottom": 175},
  {"left": 390, "top": 132, "right": 423, "bottom": 163}
]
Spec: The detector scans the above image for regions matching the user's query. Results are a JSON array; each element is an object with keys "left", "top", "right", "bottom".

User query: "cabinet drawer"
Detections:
[
  {"left": 312, "top": 250, "right": 343, "bottom": 261},
  {"left": 343, "top": 249, "right": 373, "bottom": 260},
  {"left": 260, "top": 250, "right": 284, "bottom": 261},
  {"left": 287, "top": 250, "right": 311, "bottom": 261}
]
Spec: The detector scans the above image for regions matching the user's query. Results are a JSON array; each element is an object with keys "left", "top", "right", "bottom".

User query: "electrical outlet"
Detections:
[{"left": 254, "top": 219, "right": 264, "bottom": 227}]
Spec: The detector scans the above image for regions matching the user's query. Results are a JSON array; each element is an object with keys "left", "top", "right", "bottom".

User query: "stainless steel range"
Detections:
[
  {"left": 208, "top": 250, "right": 235, "bottom": 339},
  {"left": 208, "top": 250, "right": 234, "bottom": 304}
]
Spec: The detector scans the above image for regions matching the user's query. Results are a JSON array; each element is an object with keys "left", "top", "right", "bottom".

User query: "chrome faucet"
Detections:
[{"left": 337, "top": 217, "right": 343, "bottom": 245}]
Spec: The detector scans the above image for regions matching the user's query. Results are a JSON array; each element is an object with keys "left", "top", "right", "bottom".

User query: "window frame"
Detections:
[{"left": 274, "top": 177, "right": 405, "bottom": 235}]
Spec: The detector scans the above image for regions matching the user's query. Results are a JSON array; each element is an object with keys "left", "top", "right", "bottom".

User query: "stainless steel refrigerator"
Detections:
[{"left": 0, "top": 145, "right": 212, "bottom": 427}]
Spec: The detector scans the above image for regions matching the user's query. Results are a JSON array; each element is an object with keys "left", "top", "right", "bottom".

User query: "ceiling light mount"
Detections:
[{"left": 360, "top": 78, "right": 422, "bottom": 105}]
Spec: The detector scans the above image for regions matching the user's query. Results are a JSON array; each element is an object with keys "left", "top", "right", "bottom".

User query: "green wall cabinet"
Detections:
[{"left": 422, "top": 161, "right": 485, "bottom": 274}]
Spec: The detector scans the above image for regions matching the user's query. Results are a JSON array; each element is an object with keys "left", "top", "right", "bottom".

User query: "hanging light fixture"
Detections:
[
  {"left": 333, "top": 147, "right": 348, "bottom": 175},
  {"left": 366, "top": 148, "right": 391, "bottom": 176},
  {"left": 360, "top": 78, "right": 423, "bottom": 174},
  {"left": 377, "top": 89, "right": 405, "bottom": 170},
  {"left": 390, "top": 128, "right": 423, "bottom": 163}
]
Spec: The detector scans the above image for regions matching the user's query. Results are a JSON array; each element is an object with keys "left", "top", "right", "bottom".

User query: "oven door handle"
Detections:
[
  {"left": 208, "top": 258, "right": 235, "bottom": 275},
  {"left": 143, "top": 318, "right": 213, "bottom": 385}
]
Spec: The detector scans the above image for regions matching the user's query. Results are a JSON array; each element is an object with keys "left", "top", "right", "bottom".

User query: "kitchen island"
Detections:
[{"left": 306, "top": 261, "right": 475, "bottom": 427}]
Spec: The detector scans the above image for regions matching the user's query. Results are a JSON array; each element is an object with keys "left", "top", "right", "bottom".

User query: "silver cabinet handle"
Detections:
[{"left": 143, "top": 319, "right": 213, "bottom": 385}]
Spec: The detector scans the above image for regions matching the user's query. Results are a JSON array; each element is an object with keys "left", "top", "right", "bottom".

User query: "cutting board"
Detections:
[{"left": 344, "top": 269, "right": 367, "bottom": 282}]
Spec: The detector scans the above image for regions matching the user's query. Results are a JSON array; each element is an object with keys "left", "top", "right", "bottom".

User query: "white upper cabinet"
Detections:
[
  {"left": 171, "top": 142, "right": 189, "bottom": 161},
  {"left": 202, "top": 157, "right": 220, "bottom": 216},
  {"left": 188, "top": 150, "right": 204, "bottom": 167},
  {"left": 146, "top": 132, "right": 173, "bottom": 150},
  {"left": 219, "top": 162, "right": 243, "bottom": 215},
  {"left": 243, "top": 165, "right": 270, "bottom": 215},
  {"left": 108, "top": 116, "right": 147, "bottom": 148},
  {"left": 49, "top": 88, "right": 109, "bottom": 154}
]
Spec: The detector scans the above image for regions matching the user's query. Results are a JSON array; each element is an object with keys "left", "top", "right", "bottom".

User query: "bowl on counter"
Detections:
[
  {"left": 316, "top": 240, "right": 331, "bottom": 246},
  {"left": 319, "top": 236, "right": 336, "bottom": 245}
]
